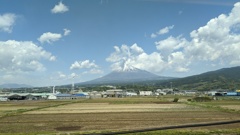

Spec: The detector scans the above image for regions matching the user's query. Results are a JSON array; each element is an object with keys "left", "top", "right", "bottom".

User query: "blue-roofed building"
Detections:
[
  {"left": 226, "top": 92, "right": 238, "bottom": 96},
  {"left": 56, "top": 93, "right": 89, "bottom": 99},
  {"left": 74, "top": 92, "right": 89, "bottom": 99},
  {"left": 56, "top": 94, "right": 74, "bottom": 99}
]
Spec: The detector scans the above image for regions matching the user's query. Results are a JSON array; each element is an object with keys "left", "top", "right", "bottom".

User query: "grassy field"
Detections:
[{"left": 0, "top": 96, "right": 240, "bottom": 135}]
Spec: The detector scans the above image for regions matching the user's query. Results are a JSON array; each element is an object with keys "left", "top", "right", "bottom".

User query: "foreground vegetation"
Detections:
[{"left": 0, "top": 96, "right": 240, "bottom": 135}]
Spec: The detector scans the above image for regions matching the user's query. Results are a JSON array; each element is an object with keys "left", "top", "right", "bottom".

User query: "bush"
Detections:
[
  {"left": 192, "top": 97, "right": 212, "bottom": 102},
  {"left": 173, "top": 98, "right": 179, "bottom": 102}
]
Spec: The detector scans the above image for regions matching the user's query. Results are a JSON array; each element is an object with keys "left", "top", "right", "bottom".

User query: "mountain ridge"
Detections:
[
  {"left": 78, "top": 67, "right": 174, "bottom": 85},
  {"left": 0, "top": 83, "right": 33, "bottom": 89},
  {"left": 157, "top": 66, "right": 240, "bottom": 90}
]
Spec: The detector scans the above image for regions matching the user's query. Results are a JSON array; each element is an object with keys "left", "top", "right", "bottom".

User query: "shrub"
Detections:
[
  {"left": 173, "top": 98, "right": 179, "bottom": 102},
  {"left": 192, "top": 97, "right": 212, "bottom": 102}
]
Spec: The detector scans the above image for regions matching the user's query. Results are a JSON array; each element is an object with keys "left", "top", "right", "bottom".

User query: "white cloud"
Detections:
[
  {"left": 70, "top": 60, "right": 98, "bottom": 70},
  {"left": 150, "top": 33, "right": 157, "bottom": 38},
  {"left": 63, "top": 28, "right": 71, "bottom": 36},
  {"left": 151, "top": 25, "right": 174, "bottom": 38},
  {"left": 107, "top": 2, "right": 240, "bottom": 73},
  {"left": 155, "top": 36, "right": 188, "bottom": 60},
  {"left": 51, "top": 1, "right": 69, "bottom": 14},
  {"left": 168, "top": 52, "right": 189, "bottom": 72},
  {"left": 38, "top": 32, "right": 62, "bottom": 44},
  {"left": 106, "top": 44, "right": 167, "bottom": 72},
  {"left": 0, "top": 13, "right": 17, "bottom": 33},
  {"left": 157, "top": 25, "right": 174, "bottom": 35},
  {"left": 58, "top": 72, "right": 67, "bottom": 79},
  {"left": 0, "top": 40, "right": 56, "bottom": 73},
  {"left": 185, "top": 2, "right": 240, "bottom": 65},
  {"left": 70, "top": 72, "right": 78, "bottom": 78}
]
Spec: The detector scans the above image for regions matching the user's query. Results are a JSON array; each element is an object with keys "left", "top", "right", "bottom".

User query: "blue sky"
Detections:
[{"left": 0, "top": 0, "right": 240, "bottom": 87}]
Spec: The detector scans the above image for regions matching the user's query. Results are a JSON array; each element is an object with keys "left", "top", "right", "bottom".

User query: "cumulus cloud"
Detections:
[
  {"left": 70, "top": 60, "right": 98, "bottom": 70},
  {"left": 63, "top": 28, "right": 71, "bottom": 36},
  {"left": 58, "top": 72, "right": 67, "bottom": 79},
  {"left": 107, "top": 2, "right": 240, "bottom": 73},
  {"left": 155, "top": 36, "right": 188, "bottom": 60},
  {"left": 151, "top": 25, "right": 174, "bottom": 38},
  {"left": 38, "top": 29, "right": 70, "bottom": 44},
  {"left": 106, "top": 43, "right": 167, "bottom": 72},
  {"left": 0, "top": 40, "right": 56, "bottom": 73},
  {"left": 51, "top": 1, "right": 69, "bottom": 14},
  {"left": 0, "top": 13, "right": 17, "bottom": 33},
  {"left": 70, "top": 60, "right": 103, "bottom": 75},
  {"left": 157, "top": 25, "right": 174, "bottom": 35},
  {"left": 38, "top": 32, "right": 62, "bottom": 44},
  {"left": 70, "top": 72, "right": 78, "bottom": 78},
  {"left": 185, "top": 2, "right": 240, "bottom": 65}
]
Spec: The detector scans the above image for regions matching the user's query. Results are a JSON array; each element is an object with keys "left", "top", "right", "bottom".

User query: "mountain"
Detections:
[
  {"left": 157, "top": 66, "right": 240, "bottom": 91},
  {"left": 79, "top": 66, "right": 174, "bottom": 85},
  {"left": 0, "top": 83, "right": 32, "bottom": 89}
]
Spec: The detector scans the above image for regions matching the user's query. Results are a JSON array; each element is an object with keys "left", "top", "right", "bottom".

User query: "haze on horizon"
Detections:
[{"left": 0, "top": 0, "right": 240, "bottom": 87}]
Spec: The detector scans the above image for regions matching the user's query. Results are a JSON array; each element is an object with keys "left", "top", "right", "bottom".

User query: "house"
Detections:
[
  {"left": 139, "top": 91, "right": 152, "bottom": 96},
  {"left": 105, "top": 89, "right": 123, "bottom": 97},
  {"left": 89, "top": 91, "right": 103, "bottom": 98},
  {"left": 125, "top": 92, "right": 138, "bottom": 96},
  {"left": 184, "top": 90, "right": 198, "bottom": 95}
]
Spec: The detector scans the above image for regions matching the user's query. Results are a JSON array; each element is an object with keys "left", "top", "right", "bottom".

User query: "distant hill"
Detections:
[
  {"left": 0, "top": 83, "right": 32, "bottom": 89},
  {"left": 157, "top": 66, "right": 240, "bottom": 91},
  {"left": 78, "top": 66, "right": 174, "bottom": 85}
]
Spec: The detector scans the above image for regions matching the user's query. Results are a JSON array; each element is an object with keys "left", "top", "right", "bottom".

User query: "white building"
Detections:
[
  {"left": 139, "top": 91, "right": 152, "bottom": 96},
  {"left": 48, "top": 94, "right": 57, "bottom": 100},
  {"left": 125, "top": 92, "right": 138, "bottom": 96}
]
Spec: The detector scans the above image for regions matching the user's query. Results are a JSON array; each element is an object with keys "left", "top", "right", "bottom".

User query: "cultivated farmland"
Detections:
[{"left": 0, "top": 96, "right": 240, "bottom": 135}]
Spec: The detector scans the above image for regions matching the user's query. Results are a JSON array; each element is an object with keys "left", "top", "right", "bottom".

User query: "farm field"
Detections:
[{"left": 0, "top": 97, "right": 240, "bottom": 135}]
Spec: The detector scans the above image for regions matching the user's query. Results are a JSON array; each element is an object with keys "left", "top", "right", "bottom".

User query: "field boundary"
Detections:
[
  {"left": 0, "top": 100, "right": 89, "bottom": 119},
  {"left": 85, "top": 120, "right": 240, "bottom": 135}
]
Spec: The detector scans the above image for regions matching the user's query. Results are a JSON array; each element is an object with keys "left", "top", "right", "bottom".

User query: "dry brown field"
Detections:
[{"left": 0, "top": 97, "right": 240, "bottom": 135}]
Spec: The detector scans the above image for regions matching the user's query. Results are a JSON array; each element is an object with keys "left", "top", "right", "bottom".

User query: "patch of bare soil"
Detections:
[
  {"left": 221, "top": 105, "right": 240, "bottom": 111},
  {"left": 55, "top": 126, "right": 82, "bottom": 131},
  {"left": 24, "top": 103, "right": 201, "bottom": 114},
  {"left": 1, "top": 110, "right": 239, "bottom": 133}
]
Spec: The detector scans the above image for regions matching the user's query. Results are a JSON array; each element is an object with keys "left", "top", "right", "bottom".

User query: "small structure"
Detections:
[
  {"left": 56, "top": 94, "right": 74, "bottom": 100},
  {"left": 125, "top": 92, "right": 138, "bottom": 97},
  {"left": 48, "top": 94, "right": 57, "bottom": 100},
  {"left": 7, "top": 93, "right": 36, "bottom": 100},
  {"left": 139, "top": 91, "right": 152, "bottom": 96},
  {"left": 226, "top": 92, "right": 237, "bottom": 96},
  {"left": 105, "top": 89, "right": 123, "bottom": 97},
  {"left": 74, "top": 92, "right": 89, "bottom": 99},
  {"left": 0, "top": 97, "right": 8, "bottom": 101},
  {"left": 184, "top": 90, "right": 198, "bottom": 95},
  {"left": 89, "top": 91, "right": 102, "bottom": 98}
]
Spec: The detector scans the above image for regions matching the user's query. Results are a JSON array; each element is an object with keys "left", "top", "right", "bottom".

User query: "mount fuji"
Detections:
[{"left": 79, "top": 65, "right": 174, "bottom": 85}]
